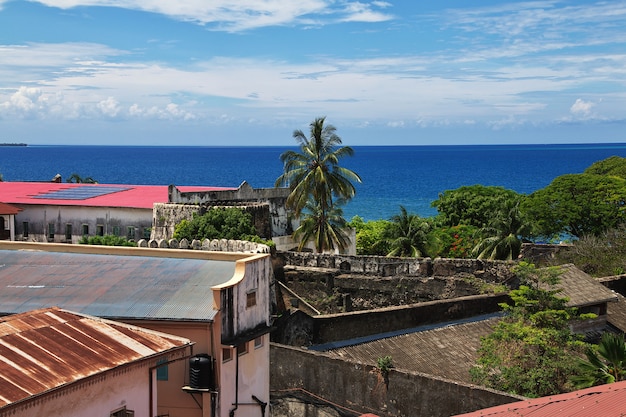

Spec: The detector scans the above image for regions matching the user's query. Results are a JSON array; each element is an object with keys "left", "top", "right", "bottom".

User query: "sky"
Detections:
[{"left": 1, "top": 0, "right": 625, "bottom": 146}]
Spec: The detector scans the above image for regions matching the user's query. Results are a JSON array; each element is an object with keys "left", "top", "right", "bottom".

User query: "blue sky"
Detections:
[{"left": 1, "top": 0, "right": 625, "bottom": 146}]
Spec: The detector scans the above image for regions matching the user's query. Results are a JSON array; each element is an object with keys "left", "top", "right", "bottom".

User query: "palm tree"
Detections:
[
  {"left": 275, "top": 117, "right": 361, "bottom": 217},
  {"left": 385, "top": 206, "right": 432, "bottom": 257},
  {"left": 472, "top": 199, "right": 529, "bottom": 260},
  {"left": 572, "top": 332, "right": 626, "bottom": 388},
  {"left": 276, "top": 117, "right": 361, "bottom": 253},
  {"left": 67, "top": 173, "right": 98, "bottom": 184},
  {"left": 292, "top": 199, "right": 350, "bottom": 253}
]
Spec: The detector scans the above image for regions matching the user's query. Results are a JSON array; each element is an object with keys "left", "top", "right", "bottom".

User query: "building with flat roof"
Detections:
[{"left": 0, "top": 241, "right": 273, "bottom": 417}]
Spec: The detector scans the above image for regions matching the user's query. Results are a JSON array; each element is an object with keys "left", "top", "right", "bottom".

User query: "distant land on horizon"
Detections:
[{"left": 0, "top": 143, "right": 27, "bottom": 147}]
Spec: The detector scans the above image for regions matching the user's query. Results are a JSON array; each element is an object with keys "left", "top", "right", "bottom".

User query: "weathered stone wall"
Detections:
[
  {"left": 272, "top": 293, "right": 508, "bottom": 346},
  {"left": 280, "top": 251, "right": 516, "bottom": 282},
  {"left": 167, "top": 182, "right": 294, "bottom": 238},
  {"left": 270, "top": 343, "right": 522, "bottom": 417}
]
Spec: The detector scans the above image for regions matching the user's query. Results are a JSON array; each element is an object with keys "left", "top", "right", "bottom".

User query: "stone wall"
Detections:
[
  {"left": 272, "top": 293, "right": 508, "bottom": 346},
  {"left": 280, "top": 251, "right": 516, "bottom": 282},
  {"left": 270, "top": 343, "right": 522, "bottom": 417},
  {"left": 136, "top": 237, "right": 270, "bottom": 253},
  {"left": 167, "top": 182, "right": 294, "bottom": 238}
]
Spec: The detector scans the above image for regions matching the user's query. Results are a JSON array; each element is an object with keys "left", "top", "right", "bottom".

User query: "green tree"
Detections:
[
  {"left": 432, "top": 185, "right": 523, "bottom": 229},
  {"left": 275, "top": 117, "right": 361, "bottom": 253},
  {"left": 521, "top": 173, "right": 626, "bottom": 239},
  {"left": 572, "top": 332, "right": 626, "bottom": 389},
  {"left": 472, "top": 199, "right": 530, "bottom": 260},
  {"left": 348, "top": 216, "right": 391, "bottom": 256},
  {"left": 173, "top": 207, "right": 260, "bottom": 242},
  {"left": 292, "top": 200, "right": 350, "bottom": 252},
  {"left": 430, "top": 224, "right": 480, "bottom": 258},
  {"left": 470, "top": 263, "right": 588, "bottom": 397},
  {"left": 384, "top": 206, "right": 434, "bottom": 257},
  {"left": 584, "top": 156, "right": 626, "bottom": 179},
  {"left": 554, "top": 225, "right": 626, "bottom": 277}
]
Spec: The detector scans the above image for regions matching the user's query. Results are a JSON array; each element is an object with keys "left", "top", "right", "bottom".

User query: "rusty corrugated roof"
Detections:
[
  {"left": 453, "top": 380, "right": 626, "bottom": 416},
  {"left": 0, "top": 249, "right": 236, "bottom": 321},
  {"left": 0, "top": 307, "right": 192, "bottom": 408}
]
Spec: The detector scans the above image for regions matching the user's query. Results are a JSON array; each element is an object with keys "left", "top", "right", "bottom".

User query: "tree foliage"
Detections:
[
  {"left": 473, "top": 199, "right": 531, "bottom": 260},
  {"left": 432, "top": 185, "right": 524, "bottom": 229},
  {"left": 429, "top": 224, "right": 479, "bottom": 258},
  {"left": 67, "top": 173, "right": 98, "bottom": 183},
  {"left": 275, "top": 117, "right": 361, "bottom": 253},
  {"left": 584, "top": 156, "right": 626, "bottom": 180},
  {"left": 383, "top": 206, "right": 434, "bottom": 257},
  {"left": 553, "top": 225, "right": 626, "bottom": 276},
  {"left": 292, "top": 200, "right": 350, "bottom": 253},
  {"left": 572, "top": 332, "right": 626, "bottom": 389},
  {"left": 470, "top": 263, "right": 588, "bottom": 397},
  {"left": 521, "top": 173, "right": 626, "bottom": 239},
  {"left": 348, "top": 216, "right": 391, "bottom": 256},
  {"left": 173, "top": 207, "right": 260, "bottom": 242}
]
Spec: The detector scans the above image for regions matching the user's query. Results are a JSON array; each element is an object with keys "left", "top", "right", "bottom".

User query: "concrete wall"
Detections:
[{"left": 270, "top": 343, "right": 522, "bottom": 417}]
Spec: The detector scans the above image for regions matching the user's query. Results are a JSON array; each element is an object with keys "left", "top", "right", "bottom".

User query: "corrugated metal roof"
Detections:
[
  {"left": 0, "top": 182, "right": 235, "bottom": 209},
  {"left": 0, "top": 249, "right": 236, "bottom": 321},
  {"left": 0, "top": 307, "right": 191, "bottom": 408},
  {"left": 453, "top": 380, "right": 626, "bottom": 416},
  {"left": 0, "top": 202, "right": 21, "bottom": 215}
]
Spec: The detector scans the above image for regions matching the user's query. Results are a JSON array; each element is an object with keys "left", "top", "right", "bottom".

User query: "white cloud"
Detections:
[
  {"left": 570, "top": 98, "right": 595, "bottom": 117},
  {"left": 30, "top": 0, "right": 393, "bottom": 31}
]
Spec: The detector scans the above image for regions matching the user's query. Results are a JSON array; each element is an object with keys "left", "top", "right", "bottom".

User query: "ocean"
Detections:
[{"left": 2, "top": 143, "right": 626, "bottom": 221}]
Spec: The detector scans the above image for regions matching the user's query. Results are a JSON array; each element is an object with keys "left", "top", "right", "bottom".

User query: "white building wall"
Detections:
[
  {"left": 14, "top": 205, "right": 153, "bottom": 243},
  {"left": 0, "top": 361, "right": 152, "bottom": 417}
]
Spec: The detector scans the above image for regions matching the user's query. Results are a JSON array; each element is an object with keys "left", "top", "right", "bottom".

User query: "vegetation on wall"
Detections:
[
  {"left": 173, "top": 207, "right": 269, "bottom": 244},
  {"left": 79, "top": 234, "right": 137, "bottom": 247}
]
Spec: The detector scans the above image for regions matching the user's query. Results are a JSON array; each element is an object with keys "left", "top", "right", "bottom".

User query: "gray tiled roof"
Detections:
[
  {"left": 0, "top": 249, "right": 235, "bottom": 321},
  {"left": 325, "top": 317, "right": 498, "bottom": 384},
  {"left": 554, "top": 264, "right": 618, "bottom": 307}
]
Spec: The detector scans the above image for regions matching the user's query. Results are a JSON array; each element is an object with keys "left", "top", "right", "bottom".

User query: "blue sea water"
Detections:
[{"left": 2, "top": 143, "right": 626, "bottom": 221}]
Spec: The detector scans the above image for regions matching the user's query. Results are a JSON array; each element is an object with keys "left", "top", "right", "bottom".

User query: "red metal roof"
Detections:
[
  {"left": 0, "top": 181, "right": 235, "bottom": 209},
  {"left": 453, "top": 380, "right": 626, "bottom": 416},
  {"left": 0, "top": 307, "right": 191, "bottom": 408},
  {"left": 0, "top": 202, "right": 21, "bottom": 215}
]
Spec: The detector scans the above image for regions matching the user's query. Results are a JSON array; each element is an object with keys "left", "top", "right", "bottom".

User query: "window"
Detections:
[
  {"left": 127, "top": 226, "right": 135, "bottom": 240},
  {"left": 65, "top": 224, "right": 72, "bottom": 240},
  {"left": 48, "top": 223, "right": 55, "bottom": 239},
  {"left": 23, "top": 222, "right": 29, "bottom": 238},
  {"left": 82, "top": 224, "right": 89, "bottom": 236},
  {"left": 143, "top": 227, "right": 151, "bottom": 239},
  {"left": 254, "top": 335, "right": 264, "bottom": 349},
  {"left": 156, "top": 358, "right": 168, "bottom": 381},
  {"left": 96, "top": 224, "right": 104, "bottom": 236},
  {"left": 110, "top": 407, "right": 134, "bottom": 417},
  {"left": 112, "top": 226, "right": 120, "bottom": 236},
  {"left": 246, "top": 290, "right": 257, "bottom": 308},
  {"left": 237, "top": 342, "right": 248, "bottom": 356},
  {"left": 222, "top": 347, "right": 232, "bottom": 363}
]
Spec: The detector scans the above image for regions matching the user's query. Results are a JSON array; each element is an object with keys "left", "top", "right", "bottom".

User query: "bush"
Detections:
[
  {"left": 79, "top": 234, "right": 137, "bottom": 247},
  {"left": 174, "top": 207, "right": 264, "bottom": 243}
]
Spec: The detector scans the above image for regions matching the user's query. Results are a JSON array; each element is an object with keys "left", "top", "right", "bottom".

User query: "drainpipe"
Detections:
[
  {"left": 229, "top": 351, "right": 239, "bottom": 417},
  {"left": 252, "top": 395, "right": 267, "bottom": 417}
]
